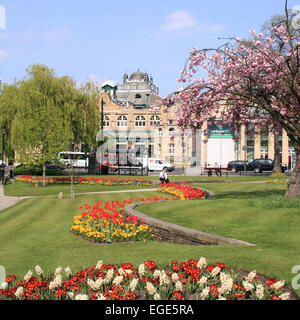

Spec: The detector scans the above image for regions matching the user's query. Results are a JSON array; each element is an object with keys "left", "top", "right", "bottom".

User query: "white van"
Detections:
[
  {"left": 58, "top": 152, "right": 89, "bottom": 168},
  {"left": 143, "top": 158, "right": 175, "bottom": 172}
]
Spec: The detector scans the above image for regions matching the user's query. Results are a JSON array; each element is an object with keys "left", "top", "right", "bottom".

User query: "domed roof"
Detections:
[{"left": 129, "top": 69, "right": 148, "bottom": 81}]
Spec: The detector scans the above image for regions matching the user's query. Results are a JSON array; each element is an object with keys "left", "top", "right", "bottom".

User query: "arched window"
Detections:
[
  {"left": 150, "top": 115, "right": 160, "bottom": 126},
  {"left": 135, "top": 115, "right": 146, "bottom": 127},
  {"left": 169, "top": 128, "right": 176, "bottom": 141},
  {"left": 117, "top": 115, "right": 127, "bottom": 127},
  {"left": 103, "top": 116, "right": 110, "bottom": 127}
]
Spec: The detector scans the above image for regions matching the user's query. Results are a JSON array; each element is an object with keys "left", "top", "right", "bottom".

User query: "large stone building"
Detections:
[{"left": 99, "top": 70, "right": 296, "bottom": 171}]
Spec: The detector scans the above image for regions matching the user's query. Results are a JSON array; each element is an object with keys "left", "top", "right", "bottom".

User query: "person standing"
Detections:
[
  {"left": 160, "top": 168, "right": 169, "bottom": 184},
  {"left": 0, "top": 165, "right": 4, "bottom": 185}
]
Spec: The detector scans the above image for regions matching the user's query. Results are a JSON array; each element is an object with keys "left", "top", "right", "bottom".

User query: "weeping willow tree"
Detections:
[{"left": 11, "top": 64, "right": 74, "bottom": 187}]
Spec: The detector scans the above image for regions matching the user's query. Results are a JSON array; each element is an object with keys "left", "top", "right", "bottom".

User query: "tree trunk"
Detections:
[
  {"left": 70, "top": 164, "right": 75, "bottom": 199},
  {"left": 285, "top": 146, "right": 300, "bottom": 199},
  {"left": 273, "top": 134, "right": 282, "bottom": 174},
  {"left": 43, "top": 164, "right": 46, "bottom": 188}
]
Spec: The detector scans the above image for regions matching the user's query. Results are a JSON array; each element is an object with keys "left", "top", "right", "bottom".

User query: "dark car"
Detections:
[
  {"left": 247, "top": 158, "right": 287, "bottom": 173},
  {"left": 228, "top": 161, "right": 249, "bottom": 172}
]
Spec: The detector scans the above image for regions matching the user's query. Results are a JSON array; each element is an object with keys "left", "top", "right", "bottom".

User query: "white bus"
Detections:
[{"left": 58, "top": 152, "right": 89, "bottom": 168}]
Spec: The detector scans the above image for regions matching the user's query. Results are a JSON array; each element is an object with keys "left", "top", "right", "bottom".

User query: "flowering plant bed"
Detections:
[
  {"left": 70, "top": 198, "right": 158, "bottom": 243},
  {"left": 157, "top": 183, "right": 208, "bottom": 200},
  {"left": 16, "top": 175, "right": 153, "bottom": 186},
  {"left": 70, "top": 184, "right": 208, "bottom": 244},
  {"left": 266, "top": 173, "right": 288, "bottom": 184},
  {"left": 0, "top": 258, "right": 294, "bottom": 300}
]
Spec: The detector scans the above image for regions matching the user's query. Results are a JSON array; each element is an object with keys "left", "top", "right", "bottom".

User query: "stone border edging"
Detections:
[{"left": 124, "top": 189, "right": 255, "bottom": 247}]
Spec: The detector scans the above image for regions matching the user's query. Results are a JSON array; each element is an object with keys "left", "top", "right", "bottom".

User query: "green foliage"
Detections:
[
  {"left": 13, "top": 164, "right": 64, "bottom": 176},
  {"left": 0, "top": 64, "right": 100, "bottom": 167}
]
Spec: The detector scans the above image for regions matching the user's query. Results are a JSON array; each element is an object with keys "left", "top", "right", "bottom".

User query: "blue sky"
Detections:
[{"left": 0, "top": 0, "right": 299, "bottom": 96}]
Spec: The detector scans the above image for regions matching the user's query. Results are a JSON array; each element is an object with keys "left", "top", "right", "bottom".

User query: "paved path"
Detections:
[
  {"left": 0, "top": 186, "right": 32, "bottom": 212},
  {"left": 0, "top": 186, "right": 158, "bottom": 212}
]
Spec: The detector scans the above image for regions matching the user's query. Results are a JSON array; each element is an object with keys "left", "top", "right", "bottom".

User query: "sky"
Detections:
[{"left": 0, "top": 0, "right": 299, "bottom": 96}]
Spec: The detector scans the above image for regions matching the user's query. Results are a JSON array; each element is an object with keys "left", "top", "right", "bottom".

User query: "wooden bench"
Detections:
[{"left": 204, "top": 167, "right": 231, "bottom": 177}]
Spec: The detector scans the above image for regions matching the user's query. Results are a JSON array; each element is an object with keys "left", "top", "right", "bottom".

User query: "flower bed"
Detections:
[
  {"left": 266, "top": 173, "right": 288, "bottom": 184},
  {"left": 70, "top": 184, "right": 208, "bottom": 244},
  {"left": 157, "top": 183, "right": 208, "bottom": 200},
  {"left": 0, "top": 258, "right": 293, "bottom": 300},
  {"left": 71, "top": 198, "right": 158, "bottom": 243},
  {"left": 16, "top": 175, "right": 153, "bottom": 186}
]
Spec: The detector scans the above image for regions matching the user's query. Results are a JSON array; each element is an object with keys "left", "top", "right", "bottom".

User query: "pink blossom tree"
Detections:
[{"left": 159, "top": 2, "right": 300, "bottom": 198}]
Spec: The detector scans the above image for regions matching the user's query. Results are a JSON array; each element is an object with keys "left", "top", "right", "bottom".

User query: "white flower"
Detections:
[
  {"left": 97, "top": 293, "right": 106, "bottom": 300},
  {"left": 113, "top": 275, "right": 124, "bottom": 286},
  {"left": 54, "top": 266, "right": 62, "bottom": 276},
  {"left": 211, "top": 266, "right": 221, "bottom": 277},
  {"left": 96, "top": 260, "right": 103, "bottom": 270},
  {"left": 279, "top": 292, "right": 290, "bottom": 300},
  {"left": 159, "top": 271, "right": 170, "bottom": 286},
  {"left": 118, "top": 268, "right": 125, "bottom": 276},
  {"left": 35, "top": 265, "right": 43, "bottom": 276},
  {"left": 255, "top": 284, "right": 264, "bottom": 300},
  {"left": 198, "top": 276, "right": 207, "bottom": 286},
  {"left": 94, "top": 278, "right": 104, "bottom": 290},
  {"left": 49, "top": 274, "right": 62, "bottom": 290},
  {"left": 75, "top": 294, "right": 88, "bottom": 300},
  {"left": 129, "top": 278, "right": 139, "bottom": 291},
  {"left": 172, "top": 273, "right": 179, "bottom": 283},
  {"left": 219, "top": 273, "right": 233, "bottom": 294},
  {"left": 154, "top": 293, "right": 161, "bottom": 300},
  {"left": 197, "top": 257, "right": 207, "bottom": 269},
  {"left": 105, "top": 269, "right": 114, "bottom": 282},
  {"left": 15, "top": 287, "right": 24, "bottom": 299},
  {"left": 243, "top": 280, "right": 255, "bottom": 292},
  {"left": 65, "top": 267, "right": 72, "bottom": 277},
  {"left": 175, "top": 281, "right": 183, "bottom": 292},
  {"left": 273, "top": 280, "right": 285, "bottom": 290},
  {"left": 87, "top": 278, "right": 95, "bottom": 290},
  {"left": 138, "top": 264, "right": 145, "bottom": 276},
  {"left": 246, "top": 270, "right": 257, "bottom": 282},
  {"left": 24, "top": 270, "right": 33, "bottom": 282},
  {"left": 218, "top": 295, "right": 226, "bottom": 300},
  {"left": 0, "top": 282, "right": 8, "bottom": 290},
  {"left": 146, "top": 282, "right": 156, "bottom": 296},
  {"left": 200, "top": 287, "right": 210, "bottom": 300},
  {"left": 153, "top": 270, "right": 161, "bottom": 279},
  {"left": 67, "top": 292, "right": 74, "bottom": 299}
]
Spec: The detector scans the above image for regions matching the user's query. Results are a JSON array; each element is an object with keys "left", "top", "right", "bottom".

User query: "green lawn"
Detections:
[
  {"left": 4, "top": 174, "right": 268, "bottom": 197},
  {"left": 0, "top": 179, "right": 299, "bottom": 297},
  {"left": 138, "top": 182, "right": 300, "bottom": 296}
]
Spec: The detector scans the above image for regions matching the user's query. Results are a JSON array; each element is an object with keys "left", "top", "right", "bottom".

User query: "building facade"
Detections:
[{"left": 99, "top": 70, "right": 296, "bottom": 171}]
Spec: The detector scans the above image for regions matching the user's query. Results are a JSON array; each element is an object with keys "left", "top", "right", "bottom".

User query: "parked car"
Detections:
[
  {"left": 247, "top": 158, "right": 287, "bottom": 173},
  {"left": 227, "top": 161, "right": 249, "bottom": 172},
  {"left": 143, "top": 158, "right": 175, "bottom": 172}
]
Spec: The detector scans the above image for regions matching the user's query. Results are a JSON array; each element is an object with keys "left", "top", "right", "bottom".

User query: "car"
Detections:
[
  {"left": 247, "top": 158, "right": 287, "bottom": 173},
  {"left": 227, "top": 161, "right": 249, "bottom": 173},
  {"left": 143, "top": 158, "right": 175, "bottom": 172}
]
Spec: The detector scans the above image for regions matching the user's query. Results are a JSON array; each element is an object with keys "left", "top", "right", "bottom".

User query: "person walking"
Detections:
[
  {"left": 4, "top": 166, "right": 14, "bottom": 185},
  {"left": 0, "top": 164, "right": 4, "bottom": 185},
  {"left": 159, "top": 168, "right": 169, "bottom": 184}
]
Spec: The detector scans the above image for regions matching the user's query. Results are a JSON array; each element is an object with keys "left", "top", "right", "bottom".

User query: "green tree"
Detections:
[{"left": 11, "top": 64, "right": 74, "bottom": 186}]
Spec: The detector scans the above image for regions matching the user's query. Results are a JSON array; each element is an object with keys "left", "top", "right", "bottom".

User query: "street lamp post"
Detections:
[{"left": 2, "top": 126, "right": 5, "bottom": 163}]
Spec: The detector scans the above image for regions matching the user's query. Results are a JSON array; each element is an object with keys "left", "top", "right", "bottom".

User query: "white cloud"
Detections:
[
  {"left": 161, "top": 10, "right": 226, "bottom": 34},
  {"left": 162, "top": 10, "right": 197, "bottom": 32},
  {"left": 0, "top": 49, "right": 8, "bottom": 60}
]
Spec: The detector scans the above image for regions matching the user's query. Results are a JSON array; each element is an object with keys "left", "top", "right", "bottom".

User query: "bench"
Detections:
[{"left": 204, "top": 167, "right": 231, "bottom": 177}]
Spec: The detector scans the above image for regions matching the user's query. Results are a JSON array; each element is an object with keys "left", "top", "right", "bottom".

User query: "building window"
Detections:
[
  {"left": 103, "top": 116, "right": 110, "bottom": 127},
  {"left": 135, "top": 115, "right": 146, "bottom": 127},
  {"left": 168, "top": 120, "right": 174, "bottom": 125},
  {"left": 117, "top": 115, "right": 127, "bottom": 127},
  {"left": 168, "top": 143, "right": 175, "bottom": 154},
  {"left": 150, "top": 115, "right": 160, "bottom": 126},
  {"left": 135, "top": 94, "right": 142, "bottom": 99},
  {"left": 169, "top": 128, "right": 176, "bottom": 142}
]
